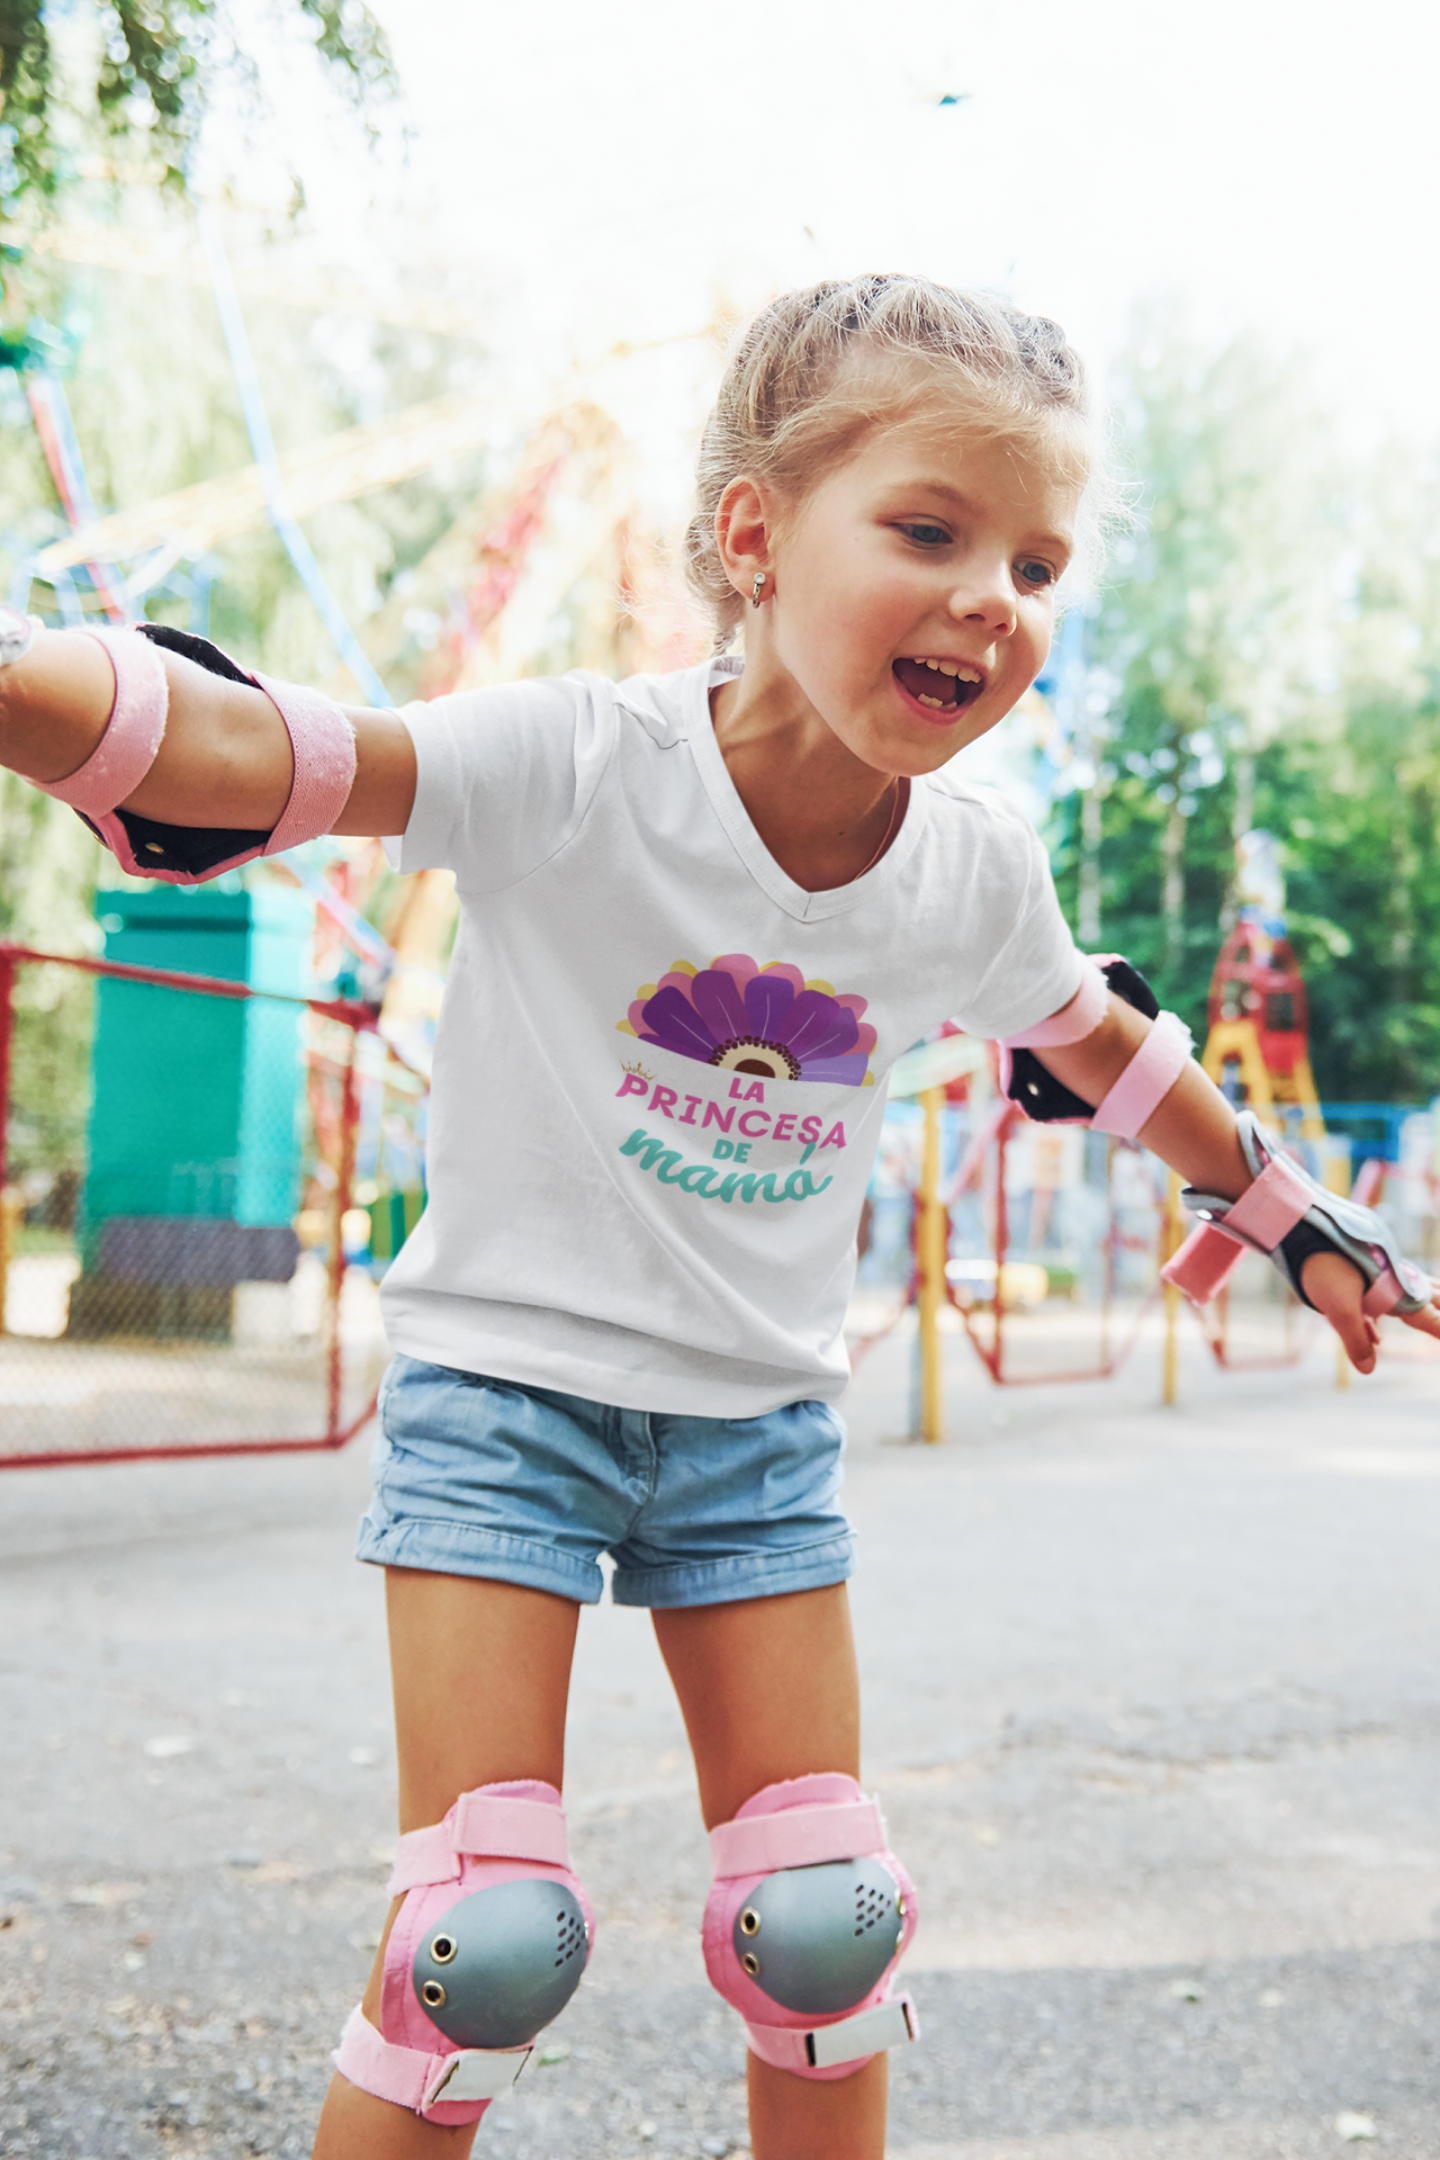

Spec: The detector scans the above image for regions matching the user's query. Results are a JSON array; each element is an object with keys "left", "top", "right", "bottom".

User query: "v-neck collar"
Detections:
[{"left": 683, "top": 658, "right": 930, "bottom": 924}]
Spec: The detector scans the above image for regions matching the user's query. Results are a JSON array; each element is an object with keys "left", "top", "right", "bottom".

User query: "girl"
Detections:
[{"left": 3, "top": 274, "right": 1435, "bottom": 2160}]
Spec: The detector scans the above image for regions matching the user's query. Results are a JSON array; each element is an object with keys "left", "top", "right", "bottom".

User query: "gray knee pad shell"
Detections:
[
  {"left": 413, "top": 1878, "right": 590, "bottom": 2049},
  {"left": 734, "top": 1858, "right": 904, "bottom": 2016}
]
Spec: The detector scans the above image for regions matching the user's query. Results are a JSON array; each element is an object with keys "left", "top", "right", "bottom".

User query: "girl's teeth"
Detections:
[
  {"left": 917, "top": 693, "right": 948, "bottom": 710},
  {"left": 935, "top": 660, "right": 959, "bottom": 677}
]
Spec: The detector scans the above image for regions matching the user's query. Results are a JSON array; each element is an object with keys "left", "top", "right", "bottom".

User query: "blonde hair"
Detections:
[{"left": 685, "top": 273, "right": 1092, "bottom": 647}]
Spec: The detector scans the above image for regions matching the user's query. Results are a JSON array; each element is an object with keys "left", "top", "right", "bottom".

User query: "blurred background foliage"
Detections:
[
  {"left": 3, "top": 6, "right": 1440, "bottom": 1158},
  {"left": 0, "top": 206, "right": 496, "bottom": 1170},
  {"left": 0, "top": 0, "right": 393, "bottom": 210},
  {"left": 1050, "top": 308, "right": 1440, "bottom": 1104}
]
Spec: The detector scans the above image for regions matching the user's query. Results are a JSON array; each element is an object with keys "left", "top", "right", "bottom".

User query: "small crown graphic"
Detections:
[{"left": 622, "top": 1058, "right": 656, "bottom": 1084}]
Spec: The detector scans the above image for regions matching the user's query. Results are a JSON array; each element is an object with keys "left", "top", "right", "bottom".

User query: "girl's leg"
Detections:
[
  {"left": 652, "top": 1584, "right": 888, "bottom": 2160},
  {"left": 313, "top": 1570, "right": 581, "bottom": 2160}
]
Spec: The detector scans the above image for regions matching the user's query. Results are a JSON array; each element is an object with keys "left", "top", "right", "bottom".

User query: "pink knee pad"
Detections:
[
  {"left": 703, "top": 1773, "right": 919, "bottom": 2081},
  {"left": 34, "top": 623, "right": 356, "bottom": 883},
  {"left": 333, "top": 1780, "right": 594, "bottom": 2125}
]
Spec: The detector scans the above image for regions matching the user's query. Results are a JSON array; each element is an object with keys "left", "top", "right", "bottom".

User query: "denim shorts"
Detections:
[{"left": 354, "top": 1355, "right": 857, "bottom": 1608}]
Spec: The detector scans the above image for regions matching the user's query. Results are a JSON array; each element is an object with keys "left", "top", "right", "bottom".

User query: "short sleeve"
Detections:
[
  {"left": 383, "top": 673, "right": 615, "bottom": 891},
  {"left": 949, "top": 822, "right": 1084, "bottom": 1041}
]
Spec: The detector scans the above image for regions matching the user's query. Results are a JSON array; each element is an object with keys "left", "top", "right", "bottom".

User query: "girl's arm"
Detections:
[
  {"left": 0, "top": 627, "right": 416, "bottom": 836},
  {"left": 1035, "top": 989, "right": 1440, "bottom": 1375}
]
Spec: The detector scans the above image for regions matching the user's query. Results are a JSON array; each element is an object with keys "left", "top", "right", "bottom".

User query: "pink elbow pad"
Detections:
[
  {"left": 1089, "top": 1009, "right": 1194, "bottom": 1138},
  {"left": 1000, "top": 955, "right": 1194, "bottom": 1139},
  {"left": 33, "top": 623, "right": 356, "bottom": 884},
  {"left": 1002, "top": 955, "right": 1112, "bottom": 1050}
]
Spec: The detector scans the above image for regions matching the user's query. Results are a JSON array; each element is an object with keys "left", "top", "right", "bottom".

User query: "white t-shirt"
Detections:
[{"left": 380, "top": 658, "right": 1082, "bottom": 1416}]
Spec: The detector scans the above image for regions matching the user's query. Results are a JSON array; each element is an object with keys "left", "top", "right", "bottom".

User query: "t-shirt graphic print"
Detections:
[{"left": 614, "top": 952, "right": 875, "bottom": 1213}]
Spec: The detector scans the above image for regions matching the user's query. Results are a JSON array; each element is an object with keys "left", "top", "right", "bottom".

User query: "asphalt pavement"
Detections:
[{"left": 2, "top": 1314, "right": 1438, "bottom": 2158}]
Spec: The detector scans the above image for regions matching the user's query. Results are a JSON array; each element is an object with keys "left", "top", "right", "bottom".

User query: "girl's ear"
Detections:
[{"left": 714, "top": 476, "right": 774, "bottom": 608}]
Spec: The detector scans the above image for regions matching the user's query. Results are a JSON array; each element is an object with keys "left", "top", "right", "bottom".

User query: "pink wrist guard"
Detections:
[
  {"left": 1001, "top": 955, "right": 1193, "bottom": 1140},
  {"left": 1162, "top": 1109, "right": 1433, "bottom": 1319},
  {"left": 34, "top": 624, "right": 356, "bottom": 883}
]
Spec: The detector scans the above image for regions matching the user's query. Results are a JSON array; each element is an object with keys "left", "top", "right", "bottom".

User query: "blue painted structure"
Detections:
[{"left": 79, "top": 884, "right": 314, "bottom": 1261}]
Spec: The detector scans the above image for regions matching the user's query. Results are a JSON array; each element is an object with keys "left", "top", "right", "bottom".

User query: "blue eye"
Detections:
[
  {"left": 901, "top": 523, "right": 950, "bottom": 547},
  {"left": 1018, "top": 560, "right": 1055, "bottom": 588}
]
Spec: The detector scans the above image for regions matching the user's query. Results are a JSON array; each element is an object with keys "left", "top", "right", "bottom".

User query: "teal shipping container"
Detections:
[{"left": 79, "top": 884, "right": 314, "bottom": 1267}]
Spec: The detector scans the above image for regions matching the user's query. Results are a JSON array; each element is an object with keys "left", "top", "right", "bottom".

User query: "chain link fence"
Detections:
[{"left": 0, "top": 940, "right": 427, "bottom": 1468}]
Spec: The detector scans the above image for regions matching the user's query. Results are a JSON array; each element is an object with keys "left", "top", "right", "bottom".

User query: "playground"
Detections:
[
  {"left": 3, "top": 8, "right": 1440, "bottom": 2155},
  {"left": 4, "top": 801, "right": 1439, "bottom": 1466},
  {"left": 3, "top": 868, "right": 1438, "bottom": 2152}
]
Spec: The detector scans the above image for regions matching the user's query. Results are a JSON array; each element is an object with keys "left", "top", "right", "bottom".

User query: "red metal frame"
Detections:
[
  {"left": 848, "top": 1097, "right": 1325, "bottom": 1391},
  {"left": 0, "top": 940, "right": 404, "bottom": 1470},
  {"left": 947, "top": 1114, "right": 1160, "bottom": 1387},
  {"left": 848, "top": 1101, "right": 1160, "bottom": 1388},
  {"left": 0, "top": 1404, "right": 381, "bottom": 1474},
  {"left": 0, "top": 940, "right": 379, "bottom": 1032},
  {"left": 1208, "top": 917, "right": 1311, "bottom": 1083},
  {"left": 1194, "top": 1280, "right": 1308, "bottom": 1373},
  {"left": 0, "top": 946, "right": 14, "bottom": 1199}
]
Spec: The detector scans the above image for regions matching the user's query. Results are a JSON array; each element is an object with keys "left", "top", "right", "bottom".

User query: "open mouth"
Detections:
[{"left": 892, "top": 656, "right": 985, "bottom": 715}]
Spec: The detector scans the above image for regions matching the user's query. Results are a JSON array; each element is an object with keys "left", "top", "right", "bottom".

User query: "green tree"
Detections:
[
  {"left": 0, "top": 0, "right": 394, "bottom": 214},
  {"left": 1270, "top": 427, "right": 1440, "bottom": 1102},
  {"left": 1053, "top": 312, "right": 1440, "bottom": 1105}
]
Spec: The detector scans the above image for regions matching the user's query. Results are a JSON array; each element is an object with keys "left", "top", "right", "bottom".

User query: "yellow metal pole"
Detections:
[
  {"left": 917, "top": 1084, "right": 945, "bottom": 1443},
  {"left": 1162, "top": 1169, "right": 1183, "bottom": 1406},
  {"left": 0, "top": 1186, "right": 21, "bottom": 1337}
]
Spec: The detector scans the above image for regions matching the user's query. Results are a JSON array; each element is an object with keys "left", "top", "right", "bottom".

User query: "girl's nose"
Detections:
[{"left": 945, "top": 563, "right": 1017, "bottom": 639}]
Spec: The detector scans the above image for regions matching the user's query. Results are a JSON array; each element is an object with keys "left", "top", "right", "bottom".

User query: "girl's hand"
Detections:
[{"left": 1300, "top": 1248, "right": 1440, "bottom": 1375}]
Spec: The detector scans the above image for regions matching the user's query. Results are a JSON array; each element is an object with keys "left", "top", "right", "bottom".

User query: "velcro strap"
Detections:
[
  {"left": 1362, "top": 1257, "right": 1431, "bottom": 1318},
  {"left": 743, "top": 1994, "right": 918, "bottom": 2074},
  {"left": 1161, "top": 1221, "right": 1248, "bottom": 1304},
  {"left": 387, "top": 1825, "right": 462, "bottom": 1894},
  {"left": 1091, "top": 1010, "right": 1193, "bottom": 1139},
  {"left": 1224, "top": 1152, "right": 1312, "bottom": 1248},
  {"left": 452, "top": 1789, "right": 572, "bottom": 1867},
  {"left": 252, "top": 672, "right": 356, "bottom": 854},
  {"left": 388, "top": 1791, "right": 572, "bottom": 1895},
  {"left": 425, "top": 2044, "right": 532, "bottom": 2107},
  {"left": 333, "top": 2005, "right": 528, "bottom": 2116},
  {"left": 35, "top": 629, "right": 168, "bottom": 816},
  {"left": 709, "top": 1799, "right": 886, "bottom": 1880},
  {"left": 1002, "top": 958, "right": 1109, "bottom": 1049}
]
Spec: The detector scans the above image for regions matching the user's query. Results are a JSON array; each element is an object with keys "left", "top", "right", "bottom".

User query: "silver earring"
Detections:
[{"left": 751, "top": 572, "right": 767, "bottom": 609}]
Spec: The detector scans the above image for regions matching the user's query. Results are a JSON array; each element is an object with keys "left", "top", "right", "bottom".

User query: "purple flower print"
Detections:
[{"left": 620, "top": 953, "right": 878, "bottom": 1087}]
